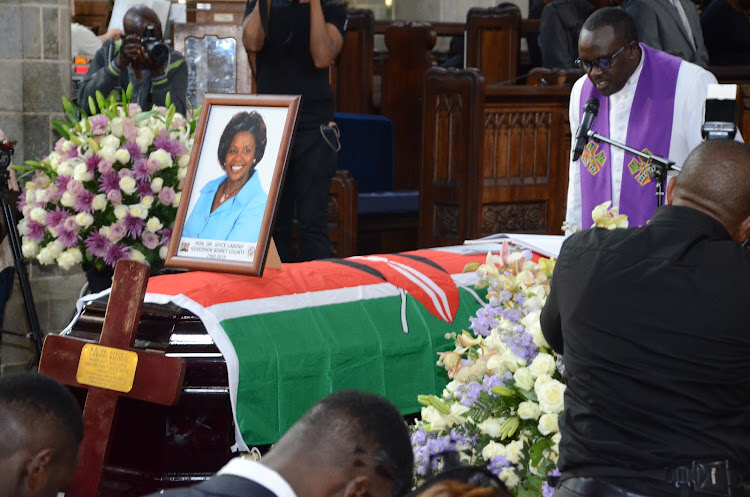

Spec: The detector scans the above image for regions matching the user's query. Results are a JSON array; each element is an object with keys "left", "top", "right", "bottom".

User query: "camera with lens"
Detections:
[
  {"left": 0, "top": 141, "right": 15, "bottom": 170},
  {"left": 141, "top": 25, "right": 169, "bottom": 65}
]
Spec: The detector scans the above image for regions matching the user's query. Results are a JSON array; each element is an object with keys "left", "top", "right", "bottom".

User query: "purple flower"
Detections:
[
  {"left": 137, "top": 180, "right": 152, "bottom": 198},
  {"left": 133, "top": 157, "right": 151, "bottom": 181},
  {"left": 159, "top": 227, "right": 173, "bottom": 246},
  {"left": 123, "top": 214, "right": 145, "bottom": 238},
  {"left": 411, "top": 428, "right": 427, "bottom": 446},
  {"left": 123, "top": 118, "right": 137, "bottom": 142},
  {"left": 55, "top": 175, "right": 71, "bottom": 192},
  {"left": 501, "top": 325, "right": 538, "bottom": 363},
  {"left": 487, "top": 455, "right": 510, "bottom": 475},
  {"left": 98, "top": 172, "right": 120, "bottom": 193},
  {"left": 63, "top": 146, "right": 79, "bottom": 160},
  {"left": 89, "top": 115, "right": 109, "bottom": 135},
  {"left": 127, "top": 103, "right": 142, "bottom": 116},
  {"left": 110, "top": 221, "right": 127, "bottom": 241},
  {"left": 142, "top": 231, "right": 160, "bottom": 250},
  {"left": 16, "top": 195, "right": 26, "bottom": 213},
  {"left": 514, "top": 292, "right": 527, "bottom": 307},
  {"left": 154, "top": 130, "right": 186, "bottom": 158},
  {"left": 146, "top": 158, "right": 160, "bottom": 175},
  {"left": 26, "top": 221, "right": 44, "bottom": 242},
  {"left": 461, "top": 381, "right": 482, "bottom": 407},
  {"left": 57, "top": 228, "right": 80, "bottom": 248},
  {"left": 106, "top": 190, "right": 122, "bottom": 204},
  {"left": 74, "top": 189, "right": 96, "bottom": 213},
  {"left": 123, "top": 141, "right": 143, "bottom": 161},
  {"left": 103, "top": 243, "right": 130, "bottom": 267},
  {"left": 118, "top": 168, "right": 133, "bottom": 179},
  {"left": 54, "top": 138, "right": 66, "bottom": 154},
  {"left": 469, "top": 303, "right": 500, "bottom": 337},
  {"left": 98, "top": 159, "right": 114, "bottom": 175},
  {"left": 498, "top": 290, "right": 512, "bottom": 302},
  {"left": 44, "top": 187, "right": 60, "bottom": 204},
  {"left": 67, "top": 180, "right": 84, "bottom": 196},
  {"left": 482, "top": 374, "right": 504, "bottom": 394},
  {"left": 85, "top": 232, "right": 111, "bottom": 257},
  {"left": 158, "top": 187, "right": 175, "bottom": 206},
  {"left": 45, "top": 207, "right": 70, "bottom": 229},
  {"left": 62, "top": 216, "right": 80, "bottom": 233},
  {"left": 85, "top": 154, "right": 100, "bottom": 172}
]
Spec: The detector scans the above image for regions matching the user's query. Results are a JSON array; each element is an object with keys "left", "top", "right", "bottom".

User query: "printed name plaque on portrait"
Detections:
[
  {"left": 76, "top": 343, "right": 139, "bottom": 393},
  {"left": 166, "top": 94, "right": 299, "bottom": 276}
]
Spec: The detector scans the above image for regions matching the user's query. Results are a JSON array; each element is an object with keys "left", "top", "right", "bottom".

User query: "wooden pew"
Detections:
[
  {"left": 712, "top": 66, "right": 750, "bottom": 140},
  {"left": 419, "top": 67, "right": 571, "bottom": 248},
  {"left": 466, "top": 6, "right": 522, "bottom": 86},
  {"left": 335, "top": 9, "right": 375, "bottom": 114},
  {"left": 73, "top": 0, "right": 113, "bottom": 35}
]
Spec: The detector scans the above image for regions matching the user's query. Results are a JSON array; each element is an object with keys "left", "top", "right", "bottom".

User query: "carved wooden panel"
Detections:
[
  {"left": 481, "top": 202, "right": 547, "bottom": 235},
  {"left": 433, "top": 203, "right": 460, "bottom": 241},
  {"left": 466, "top": 6, "right": 522, "bottom": 86},
  {"left": 328, "top": 170, "right": 358, "bottom": 259},
  {"left": 335, "top": 9, "right": 375, "bottom": 114},
  {"left": 382, "top": 22, "right": 437, "bottom": 190}
]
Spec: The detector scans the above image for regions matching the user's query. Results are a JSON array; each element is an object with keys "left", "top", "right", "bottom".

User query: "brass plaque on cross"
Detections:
[{"left": 76, "top": 344, "right": 138, "bottom": 393}]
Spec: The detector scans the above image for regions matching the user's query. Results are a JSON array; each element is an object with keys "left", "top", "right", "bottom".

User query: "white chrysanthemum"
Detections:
[
  {"left": 119, "top": 176, "right": 137, "bottom": 195},
  {"left": 129, "top": 204, "right": 148, "bottom": 220},
  {"left": 150, "top": 177, "right": 164, "bottom": 193},
  {"left": 114, "top": 204, "right": 129, "bottom": 220},
  {"left": 29, "top": 207, "right": 47, "bottom": 224},
  {"left": 129, "top": 249, "right": 146, "bottom": 263},
  {"left": 57, "top": 247, "right": 83, "bottom": 270},
  {"left": 75, "top": 212, "right": 94, "bottom": 228},
  {"left": 146, "top": 217, "right": 163, "bottom": 233},
  {"left": 37, "top": 241, "right": 63, "bottom": 266},
  {"left": 115, "top": 148, "right": 131, "bottom": 164},
  {"left": 21, "top": 239, "right": 40, "bottom": 258},
  {"left": 92, "top": 194, "right": 107, "bottom": 211}
]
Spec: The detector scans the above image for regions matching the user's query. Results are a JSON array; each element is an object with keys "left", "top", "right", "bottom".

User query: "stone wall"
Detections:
[{"left": 0, "top": 0, "right": 86, "bottom": 372}]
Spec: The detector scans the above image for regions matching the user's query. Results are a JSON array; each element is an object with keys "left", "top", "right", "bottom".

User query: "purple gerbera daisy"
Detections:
[
  {"left": 26, "top": 221, "right": 45, "bottom": 242},
  {"left": 57, "top": 228, "right": 80, "bottom": 248},
  {"left": 84, "top": 232, "right": 111, "bottom": 257},
  {"left": 123, "top": 214, "right": 145, "bottom": 239},
  {"left": 98, "top": 172, "right": 120, "bottom": 193},
  {"left": 45, "top": 207, "right": 70, "bottom": 229},
  {"left": 85, "top": 154, "right": 101, "bottom": 172},
  {"left": 55, "top": 175, "right": 71, "bottom": 192},
  {"left": 123, "top": 141, "right": 143, "bottom": 161},
  {"left": 74, "top": 189, "right": 96, "bottom": 213},
  {"left": 133, "top": 157, "right": 150, "bottom": 181},
  {"left": 153, "top": 129, "right": 186, "bottom": 158},
  {"left": 103, "top": 243, "right": 130, "bottom": 267}
]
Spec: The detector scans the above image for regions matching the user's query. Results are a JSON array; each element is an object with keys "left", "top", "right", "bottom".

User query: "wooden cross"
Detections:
[{"left": 38, "top": 260, "right": 186, "bottom": 497}]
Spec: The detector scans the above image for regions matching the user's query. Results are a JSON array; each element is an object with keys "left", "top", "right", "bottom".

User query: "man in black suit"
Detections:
[{"left": 145, "top": 390, "right": 414, "bottom": 497}]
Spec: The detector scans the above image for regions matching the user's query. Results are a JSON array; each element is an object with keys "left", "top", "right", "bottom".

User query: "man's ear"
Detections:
[
  {"left": 343, "top": 476, "right": 370, "bottom": 497},
  {"left": 733, "top": 215, "right": 750, "bottom": 244},
  {"left": 666, "top": 176, "right": 677, "bottom": 205},
  {"left": 23, "top": 448, "right": 54, "bottom": 496}
]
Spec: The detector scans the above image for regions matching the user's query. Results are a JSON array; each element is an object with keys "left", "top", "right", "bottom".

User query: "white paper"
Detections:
[
  {"left": 109, "top": 0, "right": 172, "bottom": 34},
  {"left": 463, "top": 233, "right": 565, "bottom": 259}
]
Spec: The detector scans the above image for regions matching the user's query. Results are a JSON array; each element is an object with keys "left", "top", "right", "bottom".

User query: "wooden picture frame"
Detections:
[{"left": 165, "top": 94, "right": 300, "bottom": 276}]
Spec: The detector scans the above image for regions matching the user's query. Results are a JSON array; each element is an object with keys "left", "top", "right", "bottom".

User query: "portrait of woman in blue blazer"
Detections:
[{"left": 183, "top": 111, "right": 269, "bottom": 243}]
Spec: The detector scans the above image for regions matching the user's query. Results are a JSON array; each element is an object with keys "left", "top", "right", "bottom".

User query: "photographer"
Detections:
[
  {"left": 77, "top": 5, "right": 187, "bottom": 116},
  {"left": 242, "top": 0, "right": 346, "bottom": 262}
]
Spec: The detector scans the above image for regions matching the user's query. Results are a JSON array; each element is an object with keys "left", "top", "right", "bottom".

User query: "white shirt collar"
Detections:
[
  {"left": 611, "top": 44, "right": 646, "bottom": 103},
  {"left": 218, "top": 458, "right": 298, "bottom": 497}
]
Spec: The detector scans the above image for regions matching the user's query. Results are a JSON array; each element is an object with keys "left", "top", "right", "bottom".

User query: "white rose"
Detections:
[
  {"left": 141, "top": 195, "right": 154, "bottom": 209},
  {"left": 527, "top": 319, "right": 550, "bottom": 349},
  {"left": 177, "top": 167, "right": 187, "bottom": 180},
  {"left": 159, "top": 245, "right": 168, "bottom": 260},
  {"left": 61, "top": 140, "right": 73, "bottom": 152},
  {"left": 100, "top": 135, "right": 120, "bottom": 150},
  {"left": 21, "top": 240, "right": 40, "bottom": 258},
  {"left": 517, "top": 401, "right": 542, "bottom": 420},
  {"left": 150, "top": 149, "right": 172, "bottom": 170},
  {"left": 136, "top": 135, "right": 151, "bottom": 154},
  {"left": 537, "top": 379, "right": 566, "bottom": 414},
  {"left": 150, "top": 177, "right": 164, "bottom": 193},
  {"left": 119, "top": 176, "right": 137, "bottom": 195},
  {"left": 449, "top": 402, "right": 469, "bottom": 421},
  {"left": 128, "top": 204, "right": 147, "bottom": 220},
  {"left": 146, "top": 216, "right": 163, "bottom": 233},
  {"left": 481, "top": 441, "right": 507, "bottom": 462},
  {"left": 115, "top": 148, "right": 131, "bottom": 164},
  {"left": 25, "top": 189, "right": 35, "bottom": 203},
  {"left": 499, "top": 468, "right": 520, "bottom": 489},
  {"left": 30, "top": 207, "right": 47, "bottom": 224},
  {"left": 538, "top": 413, "right": 560, "bottom": 435},
  {"left": 114, "top": 204, "right": 129, "bottom": 220},
  {"left": 172, "top": 192, "right": 181, "bottom": 208},
  {"left": 477, "top": 417, "right": 504, "bottom": 438},
  {"left": 72, "top": 162, "right": 93, "bottom": 182},
  {"left": 444, "top": 379, "right": 460, "bottom": 395},
  {"left": 47, "top": 152, "right": 61, "bottom": 171},
  {"left": 18, "top": 219, "right": 29, "bottom": 236},
  {"left": 137, "top": 126, "right": 154, "bottom": 143},
  {"left": 56, "top": 162, "right": 74, "bottom": 177},
  {"left": 98, "top": 146, "right": 116, "bottom": 163},
  {"left": 513, "top": 367, "right": 534, "bottom": 391},
  {"left": 129, "top": 249, "right": 146, "bottom": 262},
  {"left": 91, "top": 194, "right": 107, "bottom": 211},
  {"left": 420, "top": 406, "right": 453, "bottom": 431},
  {"left": 177, "top": 154, "right": 190, "bottom": 168},
  {"left": 534, "top": 374, "right": 553, "bottom": 391},
  {"left": 57, "top": 248, "right": 83, "bottom": 270},
  {"left": 551, "top": 432, "right": 561, "bottom": 445},
  {"left": 501, "top": 349, "right": 526, "bottom": 373},
  {"left": 110, "top": 117, "right": 125, "bottom": 137},
  {"left": 529, "top": 353, "right": 556, "bottom": 378},
  {"left": 37, "top": 246, "right": 57, "bottom": 265},
  {"left": 34, "top": 189, "right": 46, "bottom": 204},
  {"left": 75, "top": 212, "right": 94, "bottom": 228},
  {"left": 504, "top": 440, "right": 524, "bottom": 464},
  {"left": 485, "top": 354, "right": 508, "bottom": 376}
]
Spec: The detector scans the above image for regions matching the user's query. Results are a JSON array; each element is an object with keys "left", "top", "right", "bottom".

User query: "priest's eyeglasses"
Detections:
[{"left": 575, "top": 43, "right": 629, "bottom": 73}]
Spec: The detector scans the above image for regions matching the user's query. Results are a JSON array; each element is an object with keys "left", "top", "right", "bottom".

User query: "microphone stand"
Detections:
[{"left": 587, "top": 130, "right": 678, "bottom": 208}]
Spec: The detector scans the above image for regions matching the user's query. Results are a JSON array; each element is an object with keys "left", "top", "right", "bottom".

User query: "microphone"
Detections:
[{"left": 571, "top": 98, "right": 600, "bottom": 162}]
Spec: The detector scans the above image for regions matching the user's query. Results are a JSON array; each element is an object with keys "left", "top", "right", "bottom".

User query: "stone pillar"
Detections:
[
  {"left": 0, "top": 0, "right": 86, "bottom": 371},
  {"left": 394, "top": 0, "right": 529, "bottom": 22}
]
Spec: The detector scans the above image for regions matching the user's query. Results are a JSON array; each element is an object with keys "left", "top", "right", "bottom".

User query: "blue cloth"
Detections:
[
  {"left": 183, "top": 173, "right": 267, "bottom": 243},
  {"left": 334, "top": 113, "right": 395, "bottom": 193}
]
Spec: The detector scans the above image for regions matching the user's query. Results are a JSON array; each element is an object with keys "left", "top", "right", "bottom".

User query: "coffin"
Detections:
[{"left": 61, "top": 245, "right": 499, "bottom": 495}]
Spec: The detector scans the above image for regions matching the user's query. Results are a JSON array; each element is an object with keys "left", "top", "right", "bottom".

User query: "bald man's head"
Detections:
[
  {"left": 123, "top": 5, "right": 162, "bottom": 40},
  {"left": 668, "top": 140, "right": 750, "bottom": 241}
]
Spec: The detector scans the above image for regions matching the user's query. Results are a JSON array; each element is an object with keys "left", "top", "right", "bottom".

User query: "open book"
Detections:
[
  {"left": 108, "top": 0, "right": 172, "bottom": 33},
  {"left": 464, "top": 233, "right": 565, "bottom": 259}
]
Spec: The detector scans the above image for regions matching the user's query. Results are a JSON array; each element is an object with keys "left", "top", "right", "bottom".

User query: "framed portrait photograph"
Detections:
[{"left": 165, "top": 94, "right": 300, "bottom": 276}]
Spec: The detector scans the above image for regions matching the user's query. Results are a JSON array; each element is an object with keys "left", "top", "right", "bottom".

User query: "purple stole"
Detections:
[{"left": 578, "top": 44, "right": 682, "bottom": 228}]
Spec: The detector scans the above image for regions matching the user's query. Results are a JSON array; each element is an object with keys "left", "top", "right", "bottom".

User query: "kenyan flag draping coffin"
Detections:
[{"left": 143, "top": 245, "right": 494, "bottom": 450}]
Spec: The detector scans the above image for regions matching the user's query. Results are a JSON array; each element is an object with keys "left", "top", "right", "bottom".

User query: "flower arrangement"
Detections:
[
  {"left": 411, "top": 203, "right": 629, "bottom": 497},
  {"left": 411, "top": 243, "right": 560, "bottom": 497},
  {"left": 15, "top": 87, "right": 197, "bottom": 272}
]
